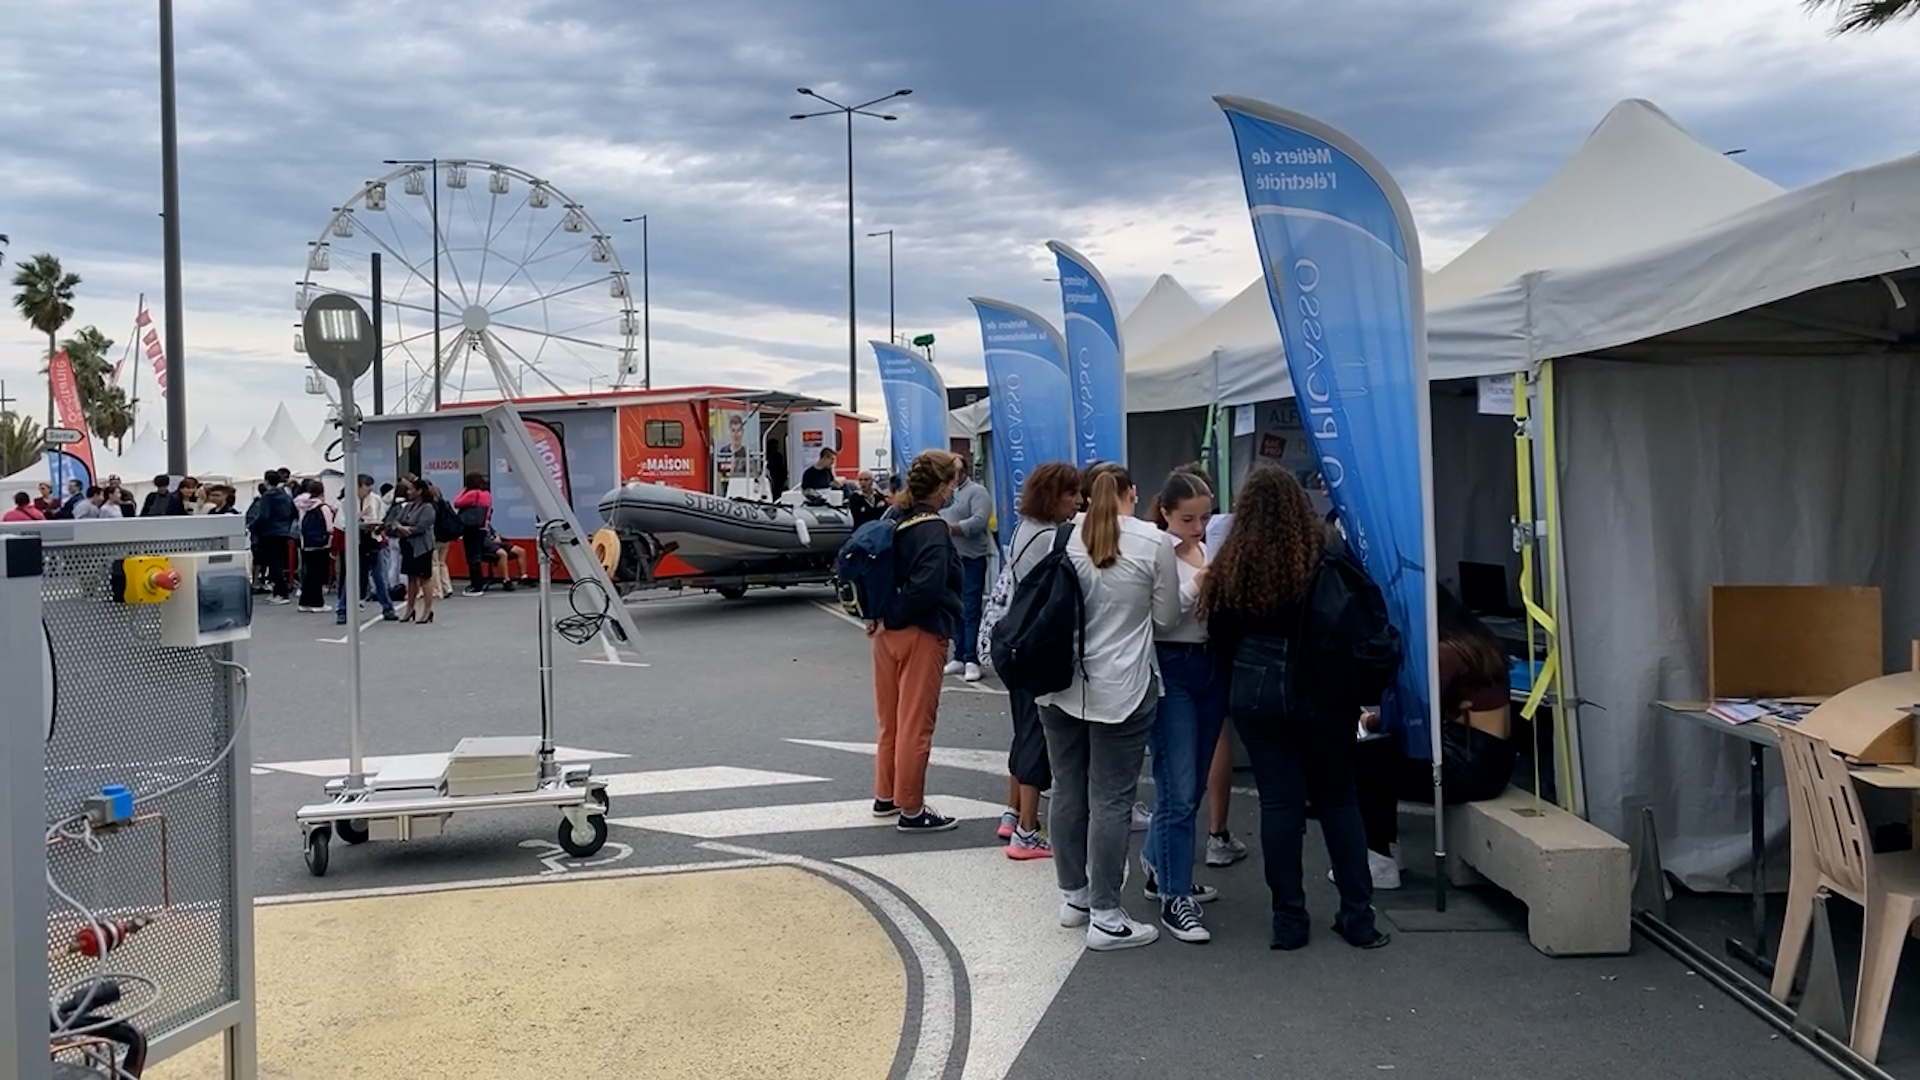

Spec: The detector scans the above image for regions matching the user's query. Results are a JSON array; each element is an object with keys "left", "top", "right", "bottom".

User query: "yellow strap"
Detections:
[{"left": 1513, "top": 368, "right": 1572, "bottom": 812}]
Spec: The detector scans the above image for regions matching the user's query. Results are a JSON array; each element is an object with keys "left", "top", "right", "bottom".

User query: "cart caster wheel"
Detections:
[
  {"left": 559, "top": 815, "right": 608, "bottom": 858},
  {"left": 304, "top": 827, "right": 331, "bottom": 877},
  {"left": 337, "top": 819, "right": 369, "bottom": 845}
]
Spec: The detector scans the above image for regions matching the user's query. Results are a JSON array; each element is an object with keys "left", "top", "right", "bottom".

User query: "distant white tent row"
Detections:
[{"left": 0, "top": 401, "right": 336, "bottom": 496}]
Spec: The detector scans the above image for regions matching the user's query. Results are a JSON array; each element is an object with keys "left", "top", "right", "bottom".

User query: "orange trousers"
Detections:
[{"left": 872, "top": 625, "right": 947, "bottom": 815}]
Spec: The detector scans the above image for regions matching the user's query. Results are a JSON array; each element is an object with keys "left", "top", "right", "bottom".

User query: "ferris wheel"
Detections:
[{"left": 297, "top": 159, "right": 638, "bottom": 412}]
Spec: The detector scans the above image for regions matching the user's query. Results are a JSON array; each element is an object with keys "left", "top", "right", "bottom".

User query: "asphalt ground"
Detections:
[{"left": 222, "top": 581, "right": 1843, "bottom": 1080}]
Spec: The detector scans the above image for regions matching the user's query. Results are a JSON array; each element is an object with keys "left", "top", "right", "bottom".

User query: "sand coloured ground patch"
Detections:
[{"left": 149, "top": 865, "right": 906, "bottom": 1079}]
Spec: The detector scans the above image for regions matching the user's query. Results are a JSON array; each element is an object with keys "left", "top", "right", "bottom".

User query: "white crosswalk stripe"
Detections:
[{"left": 610, "top": 796, "right": 1006, "bottom": 839}]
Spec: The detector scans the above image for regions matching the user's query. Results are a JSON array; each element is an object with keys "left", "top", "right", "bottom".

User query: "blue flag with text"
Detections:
[
  {"left": 1218, "top": 95, "right": 1440, "bottom": 762},
  {"left": 872, "top": 340, "right": 950, "bottom": 473},
  {"left": 970, "top": 297, "right": 1075, "bottom": 549},
  {"left": 1047, "top": 242, "right": 1127, "bottom": 467}
]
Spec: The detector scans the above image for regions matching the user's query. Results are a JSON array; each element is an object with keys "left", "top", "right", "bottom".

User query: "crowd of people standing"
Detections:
[{"left": 865, "top": 448, "right": 1519, "bottom": 956}]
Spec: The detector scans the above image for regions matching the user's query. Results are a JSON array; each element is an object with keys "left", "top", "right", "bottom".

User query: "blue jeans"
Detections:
[
  {"left": 1146, "top": 644, "right": 1226, "bottom": 900},
  {"left": 337, "top": 547, "right": 397, "bottom": 620},
  {"left": 954, "top": 555, "right": 988, "bottom": 663}
]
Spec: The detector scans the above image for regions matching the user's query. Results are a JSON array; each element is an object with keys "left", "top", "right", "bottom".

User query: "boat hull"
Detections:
[{"left": 599, "top": 484, "right": 856, "bottom": 577}]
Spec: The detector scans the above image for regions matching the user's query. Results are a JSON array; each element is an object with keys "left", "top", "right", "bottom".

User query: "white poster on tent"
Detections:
[{"left": 1477, "top": 375, "right": 1515, "bottom": 415}]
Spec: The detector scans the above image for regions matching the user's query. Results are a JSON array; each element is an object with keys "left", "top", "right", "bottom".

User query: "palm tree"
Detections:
[
  {"left": 58, "top": 325, "right": 131, "bottom": 442},
  {"left": 10, "top": 254, "right": 81, "bottom": 429},
  {"left": 1806, "top": 0, "right": 1920, "bottom": 32},
  {"left": 0, "top": 412, "right": 43, "bottom": 478}
]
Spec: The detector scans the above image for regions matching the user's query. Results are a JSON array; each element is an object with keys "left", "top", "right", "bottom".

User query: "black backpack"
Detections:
[
  {"left": 833, "top": 512, "right": 940, "bottom": 621},
  {"left": 433, "top": 498, "right": 465, "bottom": 543},
  {"left": 299, "top": 504, "right": 330, "bottom": 548},
  {"left": 989, "top": 523, "right": 1085, "bottom": 695},
  {"left": 1305, "top": 550, "right": 1404, "bottom": 708}
]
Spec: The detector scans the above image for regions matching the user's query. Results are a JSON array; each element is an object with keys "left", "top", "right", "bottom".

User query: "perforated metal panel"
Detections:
[{"left": 37, "top": 521, "right": 253, "bottom": 1076}]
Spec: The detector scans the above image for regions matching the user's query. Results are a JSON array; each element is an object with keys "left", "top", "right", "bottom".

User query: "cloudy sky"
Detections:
[{"left": 2, "top": 0, "right": 1915, "bottom": 458}]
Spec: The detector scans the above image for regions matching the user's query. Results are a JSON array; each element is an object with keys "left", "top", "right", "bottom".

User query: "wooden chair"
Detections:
[{"left": 1773, "top": 727, "right": 1920, "bottom": 1061}]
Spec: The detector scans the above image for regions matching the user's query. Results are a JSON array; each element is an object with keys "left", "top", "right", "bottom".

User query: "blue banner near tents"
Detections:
[
  {"left": 1217, "top": 95, "right": 1440, "bottom": 762},
  {"left": 45, "top": 449, "right": 92, "bottom": 497},
  {"left": 1047, "top": 242, "right": 1127, "bottom": 467},
  {"left": 871, "top": 340, "right": 950, "bottom": 473},
  {"left": 969, "top": 297, "right": 1075, "bottom": 548}
]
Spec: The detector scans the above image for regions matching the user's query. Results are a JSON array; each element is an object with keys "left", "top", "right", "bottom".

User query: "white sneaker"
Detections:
[
  {"left": 1059, "top": 888, "right": 1091, "bottom": 928},
  {"left": 1205, "top": 832, "right": 1249, "bottom": 867},
  {"left": 1087, "top": 909, "right": 1159, "bottom": 951},
  {"left": 963, "top": 662, "right": 982, "bottom": 682},
  {"left": 1130, "top": 802, "right": 1152, "bottom": 832},
  {"left": 943, "top": 660, "right": 965, "bottom": 677},
  {"left": 1329, "top": 850, "right": 1403, "bottom": 890}
]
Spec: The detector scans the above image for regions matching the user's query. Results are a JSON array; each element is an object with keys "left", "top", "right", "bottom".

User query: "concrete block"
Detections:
[{"left": 1445, "top": 787, "right": 1632, "bottom": 956}]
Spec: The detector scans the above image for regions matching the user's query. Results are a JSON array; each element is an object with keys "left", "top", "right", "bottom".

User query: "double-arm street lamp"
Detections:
[
  {"left": 789, "top": 87, "right": 911, "bottom": 414},
  {"left": 619, "top": 215, "right": 651, "bottom": 389}
]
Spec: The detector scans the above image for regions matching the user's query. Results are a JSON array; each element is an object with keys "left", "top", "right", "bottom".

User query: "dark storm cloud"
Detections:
[{"left": 2, "top": 0, "right": 1917, "bottom": 410}]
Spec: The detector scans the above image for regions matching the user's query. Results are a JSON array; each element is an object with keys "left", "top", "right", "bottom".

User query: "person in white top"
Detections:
[
  {"left": 1040, "top": 462, "right": 1182, "bottom": 951},
  {"left": 1140, "top": 469, "right": 1226, "bottom": 944}
]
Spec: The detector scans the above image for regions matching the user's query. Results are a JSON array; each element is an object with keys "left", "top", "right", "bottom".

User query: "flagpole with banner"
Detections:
[
  {"left": 871, "top": 340, "right": 951, "bottom": 471},
  {"left": 1046, "top": 242, "right": 1128, "bottom": 468},
  {"left": 1216, "top": 94, "right": 1444, "bottom": 910},
  {"left": 969, "top": 297, "right": 1075, "bottom": 550},
  {"left": 45, "top": 350, "right": 98, "bottom": 496}
]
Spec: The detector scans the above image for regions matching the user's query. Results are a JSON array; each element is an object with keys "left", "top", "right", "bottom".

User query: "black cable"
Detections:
[{"left": 555, "top": 576, "right": 613, "bottom": 645}]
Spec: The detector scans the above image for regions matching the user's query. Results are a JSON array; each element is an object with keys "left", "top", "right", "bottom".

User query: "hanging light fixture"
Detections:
[
  {"left": 445, "top": 163, "right": 467, "bottom": 189},
  {"left": 528, "top": 183, "right": 551, "bottom": 209},
  {"left": 403, "top": 169, "right": 426, "bottom": 196},
  {"left": 488, "top": 168, "right": 510, "bottom": 195},
  {"left": 364, "top": 181, "right": 387, "bottom": 211}
]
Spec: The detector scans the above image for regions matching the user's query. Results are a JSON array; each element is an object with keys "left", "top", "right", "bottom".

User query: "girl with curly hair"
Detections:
[{"left": 1201, "top": 465, "right": 1387, "bottom": 951}]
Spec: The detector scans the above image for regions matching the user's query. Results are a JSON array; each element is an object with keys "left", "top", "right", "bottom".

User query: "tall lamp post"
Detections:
[
  {"left": 382, "top": 157, "right": 443, "bottom": 409},
  {"left": 790, "top": 87, "right": 911, "bottom": 414},
  {"left": 158, "top": 0, "right": 188, "bottom": 474},
  {"left": 867, "top": 229, "right": 895, "bottom": 343},
  {"left": 620, "top": 214, "right": 651, "bottom": 389}
]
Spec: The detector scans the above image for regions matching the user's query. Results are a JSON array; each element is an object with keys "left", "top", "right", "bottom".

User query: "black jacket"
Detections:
[{"left": 884, "top": 502, "right": 961, "bottom": 640}]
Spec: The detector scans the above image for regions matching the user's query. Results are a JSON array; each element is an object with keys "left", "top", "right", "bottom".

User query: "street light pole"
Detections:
[
  {"left": 867, "top": 229, "right": 895, "bottom": 343},
  {"left": 158, "top": 0, "right": 188, "bottom": 475},
  {"left": 620, "top": 214, "right": 651, "bottom": 389},
  {"left": 791, "top": 87, "right": 911, "bottom": 414}
]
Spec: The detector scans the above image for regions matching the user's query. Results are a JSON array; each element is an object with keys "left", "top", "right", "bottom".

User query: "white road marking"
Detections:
[
  {"left": 788, "top": 738, "right": 1009, "bottom": 778},
  {"left": 254, "top": 746, "right": 625, "bottom": 779},
  {"left": 609, "top": 795, "right": 1005, "bottom": 839},
  {"left": 257, "top": 856, "right": 775, "bottom": 906},
  {"left": 702, "top": 841, "right": 955, "bottom": 1080},
  {"left": 841, "top": 846, "right": 1085, "bottom": 1080},
  {"left": 943, "top": 681, "right": 1009, "bottom": 696},
  {"left": 581, "top": 632, "right": 650, "bottom": 667},
  {"left": 519, "top": 837, "right": 635, "bottom": 874},
  {"left": 811, "top": 600, "right": 868, "bottom": 630},
  {"left": 317, "top": 612, "right": 387, "bottom": 643},
  {"left": 595, "top": 766, "right": 827, "bottom": 798}
]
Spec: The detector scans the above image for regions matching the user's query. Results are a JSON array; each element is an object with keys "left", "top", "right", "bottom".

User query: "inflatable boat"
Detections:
[{"left": 598, "top": 482, "right": 859, "bottom": 596}]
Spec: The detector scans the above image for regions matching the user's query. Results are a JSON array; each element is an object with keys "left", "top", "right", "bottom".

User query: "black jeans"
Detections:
[
  {"left": 1240, "top": 711, "right": 1377, "bottom": 945},
  {"left": 259, "top": 536, "right": 290, "bottom": 598},
  {"left": 298, "top": 546, "right": 330, "bottom": 608},
  {"left": 1356, "top": 723, "right": 1516, "bottom": 855}
]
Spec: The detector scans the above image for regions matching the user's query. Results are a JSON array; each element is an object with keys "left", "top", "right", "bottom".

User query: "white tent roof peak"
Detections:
[
  {"left": 185, "top": 425, "right": 232, "bottom": 476},
  {"left": 1121, "top": 275, "right": 1209, "bottom": 357},
  {"left": 229, "top": 427, "right": 278, "bottom": 481},
  {"left": 1425, "top": 98, "right": 1785, "bottom": 309}
]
